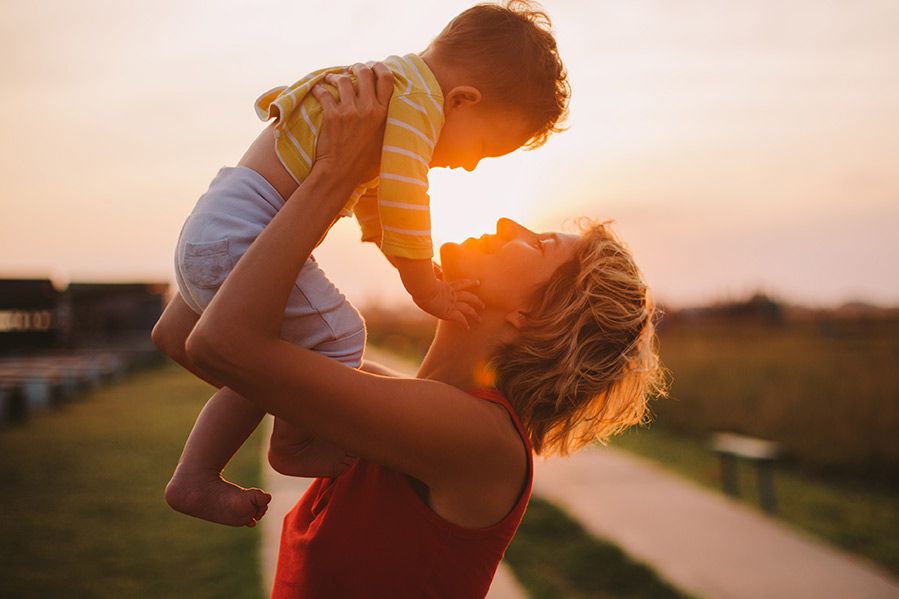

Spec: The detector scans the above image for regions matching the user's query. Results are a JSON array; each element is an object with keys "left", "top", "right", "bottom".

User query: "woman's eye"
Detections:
[{"left": 532, "top": 239, "right": 544, "bottom": 252}]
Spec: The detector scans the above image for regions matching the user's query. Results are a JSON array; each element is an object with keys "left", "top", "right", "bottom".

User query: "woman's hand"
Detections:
[
  {"left": 311, "top": 63, "right": 394, "bottom": 189},
  {"left": 190, "top": 64, "right": 393, "bottom": 368}
]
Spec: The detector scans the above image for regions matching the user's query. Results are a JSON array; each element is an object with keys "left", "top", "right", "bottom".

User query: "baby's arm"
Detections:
[
  {"left": 353, "top": 193, "right": 481, "bottom": 326},
  {"left": 394, "top": 256, "right": 440, "bottom": 298},
  {"left": 394, "top": 257, "right": 483, "bottom": 328}
]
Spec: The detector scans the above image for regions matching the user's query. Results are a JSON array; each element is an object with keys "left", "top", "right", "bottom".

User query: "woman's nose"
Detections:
[{"left": 496, "top": 217, "right": 524, "bottom": 238}]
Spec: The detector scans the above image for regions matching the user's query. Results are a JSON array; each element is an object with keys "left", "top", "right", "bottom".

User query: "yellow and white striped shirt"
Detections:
[{"left": 255, "top": 54, "right": 444, "bottom": 260}]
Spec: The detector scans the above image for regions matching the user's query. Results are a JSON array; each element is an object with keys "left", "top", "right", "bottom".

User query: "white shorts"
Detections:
[{"left": 174, "top": 166, "right": 365, "bottom": 368}]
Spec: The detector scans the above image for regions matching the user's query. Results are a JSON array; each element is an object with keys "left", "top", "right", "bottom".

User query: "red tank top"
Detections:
[{"left": 271, "top": 389, "right": 533, "bottom": 598}]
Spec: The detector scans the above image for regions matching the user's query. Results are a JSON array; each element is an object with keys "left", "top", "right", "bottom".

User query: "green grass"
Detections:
[
  {"left": 614, "top": 427, "right": 899, "bottom": 575},
  {"left": 654, "top": 319, "right": 899, "bottom": 481},
  {"left": 505, "top": 497, "right": 688, "bottom": 598},
  {"left": 0, "top": 362, "right": 265, "bottom": 598}
]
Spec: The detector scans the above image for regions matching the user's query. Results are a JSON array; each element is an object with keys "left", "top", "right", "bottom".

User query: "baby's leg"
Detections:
[
  {"left": 268, "top": 417, "right": 355, "bottom": 478},
  {"left": 165, "top": 168, "right": 280, "bottom": 525},
  {"left": 165, "top": 387, "right": 272, "bottom": 527},
  {"left": 268, "top": 256, "right": 367, "bottom": 478}
]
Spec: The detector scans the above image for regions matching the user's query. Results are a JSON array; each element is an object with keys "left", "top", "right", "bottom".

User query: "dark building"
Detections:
[
  {"left": 0, "top": 279, "right": 167, "bottom": 353},
  {"left": 0, "top": 279, "right": 60, "bottom": 351},
  {"left": 63, "top": 282, "right": 168, "bottom": 348}
]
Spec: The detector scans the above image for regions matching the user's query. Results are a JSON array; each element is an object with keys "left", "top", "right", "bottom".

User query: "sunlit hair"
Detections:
[
  {"left": 430, "top": 0, "right": 570, "bottom": 148},
  {"left": 491, "top": 220, "right": 668, "bottom": 456}
]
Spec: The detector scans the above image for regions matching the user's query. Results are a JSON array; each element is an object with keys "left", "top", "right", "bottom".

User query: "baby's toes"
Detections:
[
  {"left": 251, "top": 488, "right": 272, "bottom": 507},
  {"left": 250, "top": 489, "right": 272, "bottom": 519}
]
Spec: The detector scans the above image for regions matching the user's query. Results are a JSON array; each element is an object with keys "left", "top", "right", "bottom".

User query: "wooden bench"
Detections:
[
  {"left": 0, "top": 351, "right": 151, "bottom": 426},
  {"left": 0, "top": 365, "right": 80, "bottom": 406},
  {"left": 710, "top": 432, "right": 781, "bottom": 514}
]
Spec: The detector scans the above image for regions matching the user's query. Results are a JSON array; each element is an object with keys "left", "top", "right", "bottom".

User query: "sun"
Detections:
[{"left": 427, "top": 153, "right": 543, "bottom": 253}]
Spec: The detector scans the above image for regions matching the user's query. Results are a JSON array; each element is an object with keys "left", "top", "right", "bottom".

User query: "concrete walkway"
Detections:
[
  {"left": 534, "top": 445, "right": 899, "bottom": 599},
  {"left": 258, "top": 345, "right": 526, "bottom": 598}
]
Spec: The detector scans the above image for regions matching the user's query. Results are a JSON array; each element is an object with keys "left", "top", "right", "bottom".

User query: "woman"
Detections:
[{"left": 159, "top": 64, "right": 665, "bottom": 597}]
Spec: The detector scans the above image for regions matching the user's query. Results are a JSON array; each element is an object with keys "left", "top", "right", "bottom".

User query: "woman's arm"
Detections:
[{"left": 186, "top": 65, "right": 513, "bottom": 487}]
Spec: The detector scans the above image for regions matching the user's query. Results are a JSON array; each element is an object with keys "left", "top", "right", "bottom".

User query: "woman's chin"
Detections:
[{"left": 438, "top": 242, "right": 465, "bottom": 281}]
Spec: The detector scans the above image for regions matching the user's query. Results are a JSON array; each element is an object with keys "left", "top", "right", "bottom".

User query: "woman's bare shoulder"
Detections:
[
  {"left": 355, "top": 372, "right": 524, "bottom": 482},
  {"left": 424, "top": 394, "right": 529, "bottom": 528}
]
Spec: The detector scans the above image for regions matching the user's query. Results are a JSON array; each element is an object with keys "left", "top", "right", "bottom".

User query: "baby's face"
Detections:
[{"left": 430, "top": 104, "right": 533, "bottom": 172}]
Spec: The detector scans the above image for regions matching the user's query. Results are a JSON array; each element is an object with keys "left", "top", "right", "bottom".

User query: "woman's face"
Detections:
[{"left": 440, "top": 218, "right": 579, "bottom": 311}]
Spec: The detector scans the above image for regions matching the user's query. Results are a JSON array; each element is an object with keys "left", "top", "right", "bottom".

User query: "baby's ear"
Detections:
[{"left": 446, "top": 86, "right": 482, "bottom": 109}]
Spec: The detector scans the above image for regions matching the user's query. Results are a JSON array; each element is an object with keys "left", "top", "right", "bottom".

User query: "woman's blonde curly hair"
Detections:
[{"left": 492, "top": 220, "right": 668, "bottom": 456}]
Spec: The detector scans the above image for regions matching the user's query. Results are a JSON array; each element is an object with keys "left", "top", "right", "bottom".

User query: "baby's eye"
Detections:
[{"left": 531, "top": 238, "right": 544, "bottom": 253}]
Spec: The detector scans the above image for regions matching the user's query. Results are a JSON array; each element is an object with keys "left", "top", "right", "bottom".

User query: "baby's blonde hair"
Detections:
[{"left": 491, "top": 220, "right": 667, "bottom": 455}]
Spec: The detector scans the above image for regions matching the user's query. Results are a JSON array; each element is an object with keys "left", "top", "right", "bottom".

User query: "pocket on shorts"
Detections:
[{"left": 181, "top": 239, "right": 233, "bottom": 289}]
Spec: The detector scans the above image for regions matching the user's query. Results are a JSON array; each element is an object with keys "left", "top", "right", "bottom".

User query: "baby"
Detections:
[{"left": 161, "top": 1, "right": 569, "bottom": 527}]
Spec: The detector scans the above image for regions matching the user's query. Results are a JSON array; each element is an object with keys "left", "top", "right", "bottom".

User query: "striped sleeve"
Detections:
[
  {"left": 353, "top": 187, "right": 381, "bottom": 245},
  {"left": 254, "top": 86, "right": 288, "bottom": 120},
  {"left": 376, "top": 92, "right": 443, "bottom": 260}
]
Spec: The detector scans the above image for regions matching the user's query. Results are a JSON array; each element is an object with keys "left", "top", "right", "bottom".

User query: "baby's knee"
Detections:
[
  {"left": 270, "top": 417, "right": 308, "bottom": 446},
  {"left": 267, "top": 427, "right": 309, "bottom": 475}
]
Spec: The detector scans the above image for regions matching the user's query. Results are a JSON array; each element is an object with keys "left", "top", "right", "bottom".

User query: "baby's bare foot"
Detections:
[
  {"left": 268, "top": 436, "right": 356, "bottom": 478},
  {"left": 165, "top": 466, "right": 271, "bottom": 527}
]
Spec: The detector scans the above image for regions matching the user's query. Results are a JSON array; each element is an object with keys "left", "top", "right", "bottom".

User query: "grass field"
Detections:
[
  {"left": 506, "top": 497, "right": 687, "bottom": 598},
  {"left": 654, "top": 318, "right": 899, "bottom": 481},
  {"left": 0, "top": 363, "right": 265, "bottom": 598}
]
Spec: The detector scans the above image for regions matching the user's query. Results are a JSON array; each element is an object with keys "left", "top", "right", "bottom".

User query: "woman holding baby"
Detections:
[{"left": 151, "top": 60, "right": 664, "bottom": 597}]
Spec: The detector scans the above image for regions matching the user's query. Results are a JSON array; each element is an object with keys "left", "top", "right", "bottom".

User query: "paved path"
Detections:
[
  {"left": 258, "top": 346, "right": 526, "bottom": 598},
  {"left": 534, "top": 445, "right": 899, "bottom": 599}
]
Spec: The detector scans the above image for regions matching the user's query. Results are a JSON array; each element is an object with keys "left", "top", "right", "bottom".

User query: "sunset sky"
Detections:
[{"left": 2, "top": 0, "right": 897, "bottom": 309}]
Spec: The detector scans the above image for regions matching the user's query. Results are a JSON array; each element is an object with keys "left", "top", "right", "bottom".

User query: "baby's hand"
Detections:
[
  {"left": 413, "top": 279, "right": 483, "bottom": 329},
  {"left": 432, "top": 261, "right": 444, "bottom": 280}
]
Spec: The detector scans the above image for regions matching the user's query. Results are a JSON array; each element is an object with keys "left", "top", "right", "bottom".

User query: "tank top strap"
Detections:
[{"left": 469, "top": 388, "right": 533, "bottom": 455}]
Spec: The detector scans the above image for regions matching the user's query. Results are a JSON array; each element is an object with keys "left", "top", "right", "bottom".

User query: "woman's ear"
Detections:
[
  {"left": 505, "top": 309, "right": 527, "bottom": 329},
  {"left": 445, "top": 86, "right": 482, "bottom": 110}
]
